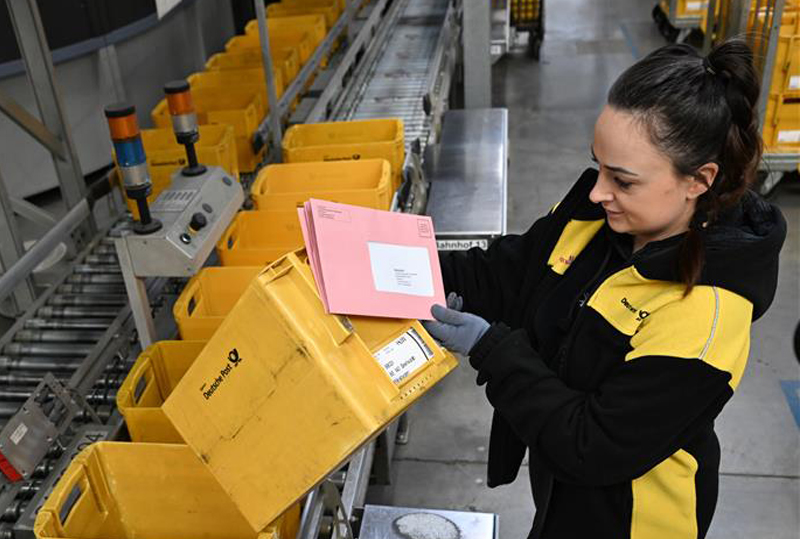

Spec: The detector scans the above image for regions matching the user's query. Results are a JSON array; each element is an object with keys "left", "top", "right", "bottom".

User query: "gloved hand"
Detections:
[
  {"left": 446, "top": 291, "right": 463, "bottom": 311},
  {"left": 422, "top": 302, "right": 490, "bottom": 356}
]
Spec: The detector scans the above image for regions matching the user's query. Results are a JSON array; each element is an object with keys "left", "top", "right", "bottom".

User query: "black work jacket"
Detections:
[{"left": 440, "top": 168, "right": 786, "bottom": 539}]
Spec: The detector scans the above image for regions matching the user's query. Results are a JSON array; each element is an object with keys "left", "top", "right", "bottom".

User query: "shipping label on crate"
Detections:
[
  {"left": 790, "top": 76, "right": 800, "bottom": 90},
  {"left": 777, "top": 130, "right": 800, "bottom": 144},
  {"left": 373, "top": 328, "right": 435, "bottom": 384}
]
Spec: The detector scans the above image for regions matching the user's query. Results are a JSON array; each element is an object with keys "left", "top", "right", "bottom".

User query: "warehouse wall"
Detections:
[{"left": 0, "top": 1, "right": 236, "bottom": 200}]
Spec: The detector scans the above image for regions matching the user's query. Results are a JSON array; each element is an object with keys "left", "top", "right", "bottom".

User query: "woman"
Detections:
[{"left": 423, "top": 40, "right": 786, "bottom": 538}]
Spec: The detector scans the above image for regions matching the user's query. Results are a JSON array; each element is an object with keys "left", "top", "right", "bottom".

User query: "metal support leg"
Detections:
[
  {"left": 5, "top": 0, "right": 96, "bottom": 248},
  {"left": 254, "top": 0, "right": 284, "bottom": 163},
  {"left": 0, "top": 169, "right": 35, "bottom": 313},
  {"left": 114, "top": 240, "right": 155, "bottom": 349},
  {"left": 463, "top": 0, "right": 492, "bottom": 108}
]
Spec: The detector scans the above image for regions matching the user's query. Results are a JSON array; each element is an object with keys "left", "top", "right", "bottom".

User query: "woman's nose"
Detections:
[{"left": 589, "top": 179, "right": 612, "bottom": 204}]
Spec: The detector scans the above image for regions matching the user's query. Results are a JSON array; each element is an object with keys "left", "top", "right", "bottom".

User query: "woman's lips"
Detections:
[{"left": 604, "top": 207, "right": 623, "bottom": 216}]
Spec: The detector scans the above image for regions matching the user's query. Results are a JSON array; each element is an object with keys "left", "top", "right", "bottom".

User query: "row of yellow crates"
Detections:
[
  {"left": 37, "top": 250, "right": 457, "bottom": 539},
  {"left": 118, "top": 0, "right": 345, "bottom": 216},
  {"left": 760, "top": 3, "right": 800, "bottom": 150},
  {"left": 122, "top": 115, "right": 405, "bottom": 219}
]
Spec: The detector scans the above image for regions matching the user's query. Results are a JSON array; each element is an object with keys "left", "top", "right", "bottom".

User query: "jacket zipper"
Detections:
[{"left": 556, "top": 245, "right": 613, "bottom": 378}]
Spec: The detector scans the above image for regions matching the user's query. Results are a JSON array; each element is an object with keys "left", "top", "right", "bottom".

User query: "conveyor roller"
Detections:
[
  {"left": 3, "top": 343, "right": 96, "bottom": 357},
  {"left": 14, "top": 330, "right": 106, "bottom": 343},
  {"left": 23, "top": 318, "right": 113, "bottom": 331},
  {"left": 38, "top": 305, "right": 121, "bottom": 318}
]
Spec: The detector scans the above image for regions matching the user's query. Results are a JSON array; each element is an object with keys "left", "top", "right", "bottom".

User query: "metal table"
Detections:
[{"left": 425, "top": 108, "right": 508, "bottom": 251}]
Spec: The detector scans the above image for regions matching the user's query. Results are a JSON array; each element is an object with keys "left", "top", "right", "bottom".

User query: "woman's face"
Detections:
[{"left": 589, "top": 105, "right": 712, "bottom": 247}]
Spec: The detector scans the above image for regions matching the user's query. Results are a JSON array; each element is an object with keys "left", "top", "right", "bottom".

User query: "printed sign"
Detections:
[{"left": 436, "top": 239, "right": 489, "bottom": 251}]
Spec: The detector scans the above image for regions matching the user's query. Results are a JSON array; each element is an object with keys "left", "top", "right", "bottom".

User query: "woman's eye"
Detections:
[{"left": 614, "top": 177, "right": 632, "bottom": 190}]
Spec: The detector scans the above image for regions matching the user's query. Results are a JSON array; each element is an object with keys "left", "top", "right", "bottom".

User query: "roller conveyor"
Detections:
[{"left": 338, "top": 0, "right": 454, "bottom": 153}]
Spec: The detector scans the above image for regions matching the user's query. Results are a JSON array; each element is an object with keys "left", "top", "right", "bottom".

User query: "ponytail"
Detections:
[{"left": 608, "top": 39, "right": 762, "bottom": 294}]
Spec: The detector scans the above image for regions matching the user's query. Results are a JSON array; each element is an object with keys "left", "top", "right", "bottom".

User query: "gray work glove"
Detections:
[
  {"left": 446, "top": 291, "right": 463, "bottom": 311},
  {"left": 422, "top": 300, "right": 490, "bottom": 356}
]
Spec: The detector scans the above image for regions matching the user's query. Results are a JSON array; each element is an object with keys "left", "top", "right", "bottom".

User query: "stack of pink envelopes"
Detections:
[{"left": 298, "top": 199, "right": 446, "bottom": 320}]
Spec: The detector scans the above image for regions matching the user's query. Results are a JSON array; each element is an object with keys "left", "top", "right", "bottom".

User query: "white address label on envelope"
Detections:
[{"left": 368, "top": 242, "right": 434, "bottom": 297}]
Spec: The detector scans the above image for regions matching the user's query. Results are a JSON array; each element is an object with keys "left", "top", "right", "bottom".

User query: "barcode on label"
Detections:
[{"left": 373, "top": 328, "right": 434, "bottom": 385}]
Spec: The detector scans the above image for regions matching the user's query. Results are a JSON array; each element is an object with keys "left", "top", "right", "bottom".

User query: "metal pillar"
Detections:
[
  {"left": 462, "top": 0, "right": 492, "bottom": 108},
  {"left": 0, "top": 169, "right": 35, "bottom": 314},
  {"left": 702, "top": 0, "right": 718, "bottom": 53},
  {"left": 98, "top": 44, "right": 126, "bottom": 103},
  {"left": 756, "top": 0, "right": 786, "bottom": 132},
  {"left": 254, "top": 0, "right": 284, "bottom": 163},
  {"left": 5, "top": 0, "right": 96, "bottom": 248},
  {"left": 186, "top": 0, "right": 208, "bottom": 72}
]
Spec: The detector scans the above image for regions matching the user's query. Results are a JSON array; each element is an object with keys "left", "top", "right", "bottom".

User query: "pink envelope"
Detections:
[{"left": 298, "top": 199, "right": 445, "bottom": 320}]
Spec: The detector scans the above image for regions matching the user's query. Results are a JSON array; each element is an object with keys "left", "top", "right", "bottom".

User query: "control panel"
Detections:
[{"left": 116, "top": 166, "right": 244, "bottom": 277}]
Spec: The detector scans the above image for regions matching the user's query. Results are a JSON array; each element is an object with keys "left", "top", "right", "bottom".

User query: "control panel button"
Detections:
[
  {"left": 179, "top": 233, "right": 192, "bottom": 244},
  {"left": 189, "top": 212, "right": 207, "bottom": 232},
  {"left": 202, "top": 203, "right": 213, "bottom": 213}
]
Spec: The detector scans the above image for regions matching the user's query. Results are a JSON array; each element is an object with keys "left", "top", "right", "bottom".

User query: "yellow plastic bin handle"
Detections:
[
  {"left": 48, "top": 464, "right": 91, "bottom": 534},
  {"left": 221, "top": 219, "right": 240, "bottom": 251},
  {"left": 127, "top": 355, "right": 154, "bottom": 404},
  {"left": 176, "top": 276, "right": 203, "bottom": 318}
]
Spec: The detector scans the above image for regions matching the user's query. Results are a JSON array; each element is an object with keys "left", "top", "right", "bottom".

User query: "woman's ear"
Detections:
[{"left": 687, "top": 162, "right": 719, "bottom": 200}]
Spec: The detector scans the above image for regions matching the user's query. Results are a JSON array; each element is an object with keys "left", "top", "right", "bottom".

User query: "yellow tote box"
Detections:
[
  {"left": 173, "top": 266, "right": 263, "bottom": 340},
  {"left": 282, "top": 118, "right": 405, "bottom": 192},
  {"left": 251, "top": 158, "right": 392, "bottom": 211},
  {"left": 33, "top": 442, "right": 299, "bottom": 539},
  {"left": 116, "top": 340, "right": 207, "bottom": 443},
  {"left": 217, "top": 210, "right": 305, "bottom": 267},
  {"left": 162, "top": 249, "right": 458, "bottom": 531}
]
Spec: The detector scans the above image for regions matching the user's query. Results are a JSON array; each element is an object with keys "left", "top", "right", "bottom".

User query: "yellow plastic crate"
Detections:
[
  {"left": 172, "top": 266, "right": 263, "bottom": 340},
  {"left": 116, "top": 340, "right": 206, "bottom": 443},
  {"left": 245, "top": 15, "right": 327, "bottom": 45},
  {"left": 151, "top": 86, "right": 264, "bottom": 172},
  {"left": 33, "top": 442, "right": 299, "bottom": 539},
  {"left": 252, "top": 158, "right": 392, "bottom": 211},
  {"left": 282, "top": 118, "right": 405, "bottom": 192},
  {"left": 162, "top": 249, "right": 458, "bottom": 531},
  {"left": 764, "top": 94, "right": 800, "bottom": 148},
  {"left": 768, "top": 19, "right": 800, "bottom": 95},
  {"left": 117, "top": 125, "right": 239, "bottom": 220},
  {"left": 187, "top": 68, "right": 285, "bottom": 111},
  {"left": 217, "top": 210, "right": 305, "bottom": 267},
  {"left": 282, "top": 0, "right": 343, "bottom": 17},
  {"left": 267, "top": 2, "right": 338, "bottom": 29},
  {"left": 206, "top": 48, "right": 301, "bottom": 86},
  {"left": 226, "top": 31, "right": 316, "bottom": 66}
]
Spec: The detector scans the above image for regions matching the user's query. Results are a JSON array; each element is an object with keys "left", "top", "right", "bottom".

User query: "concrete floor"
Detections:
[{"left": 367, "top": 0, "right": 800, "bottom": 537}]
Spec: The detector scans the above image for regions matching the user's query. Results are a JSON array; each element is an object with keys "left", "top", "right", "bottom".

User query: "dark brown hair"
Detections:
[{"left": 607, "top": 40, "right": 762, "bottom": 293}]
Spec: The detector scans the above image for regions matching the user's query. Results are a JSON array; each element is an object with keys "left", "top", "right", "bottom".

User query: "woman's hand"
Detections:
[{"left": 422, "top": 294, "right": 490, "bottom": 355}]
